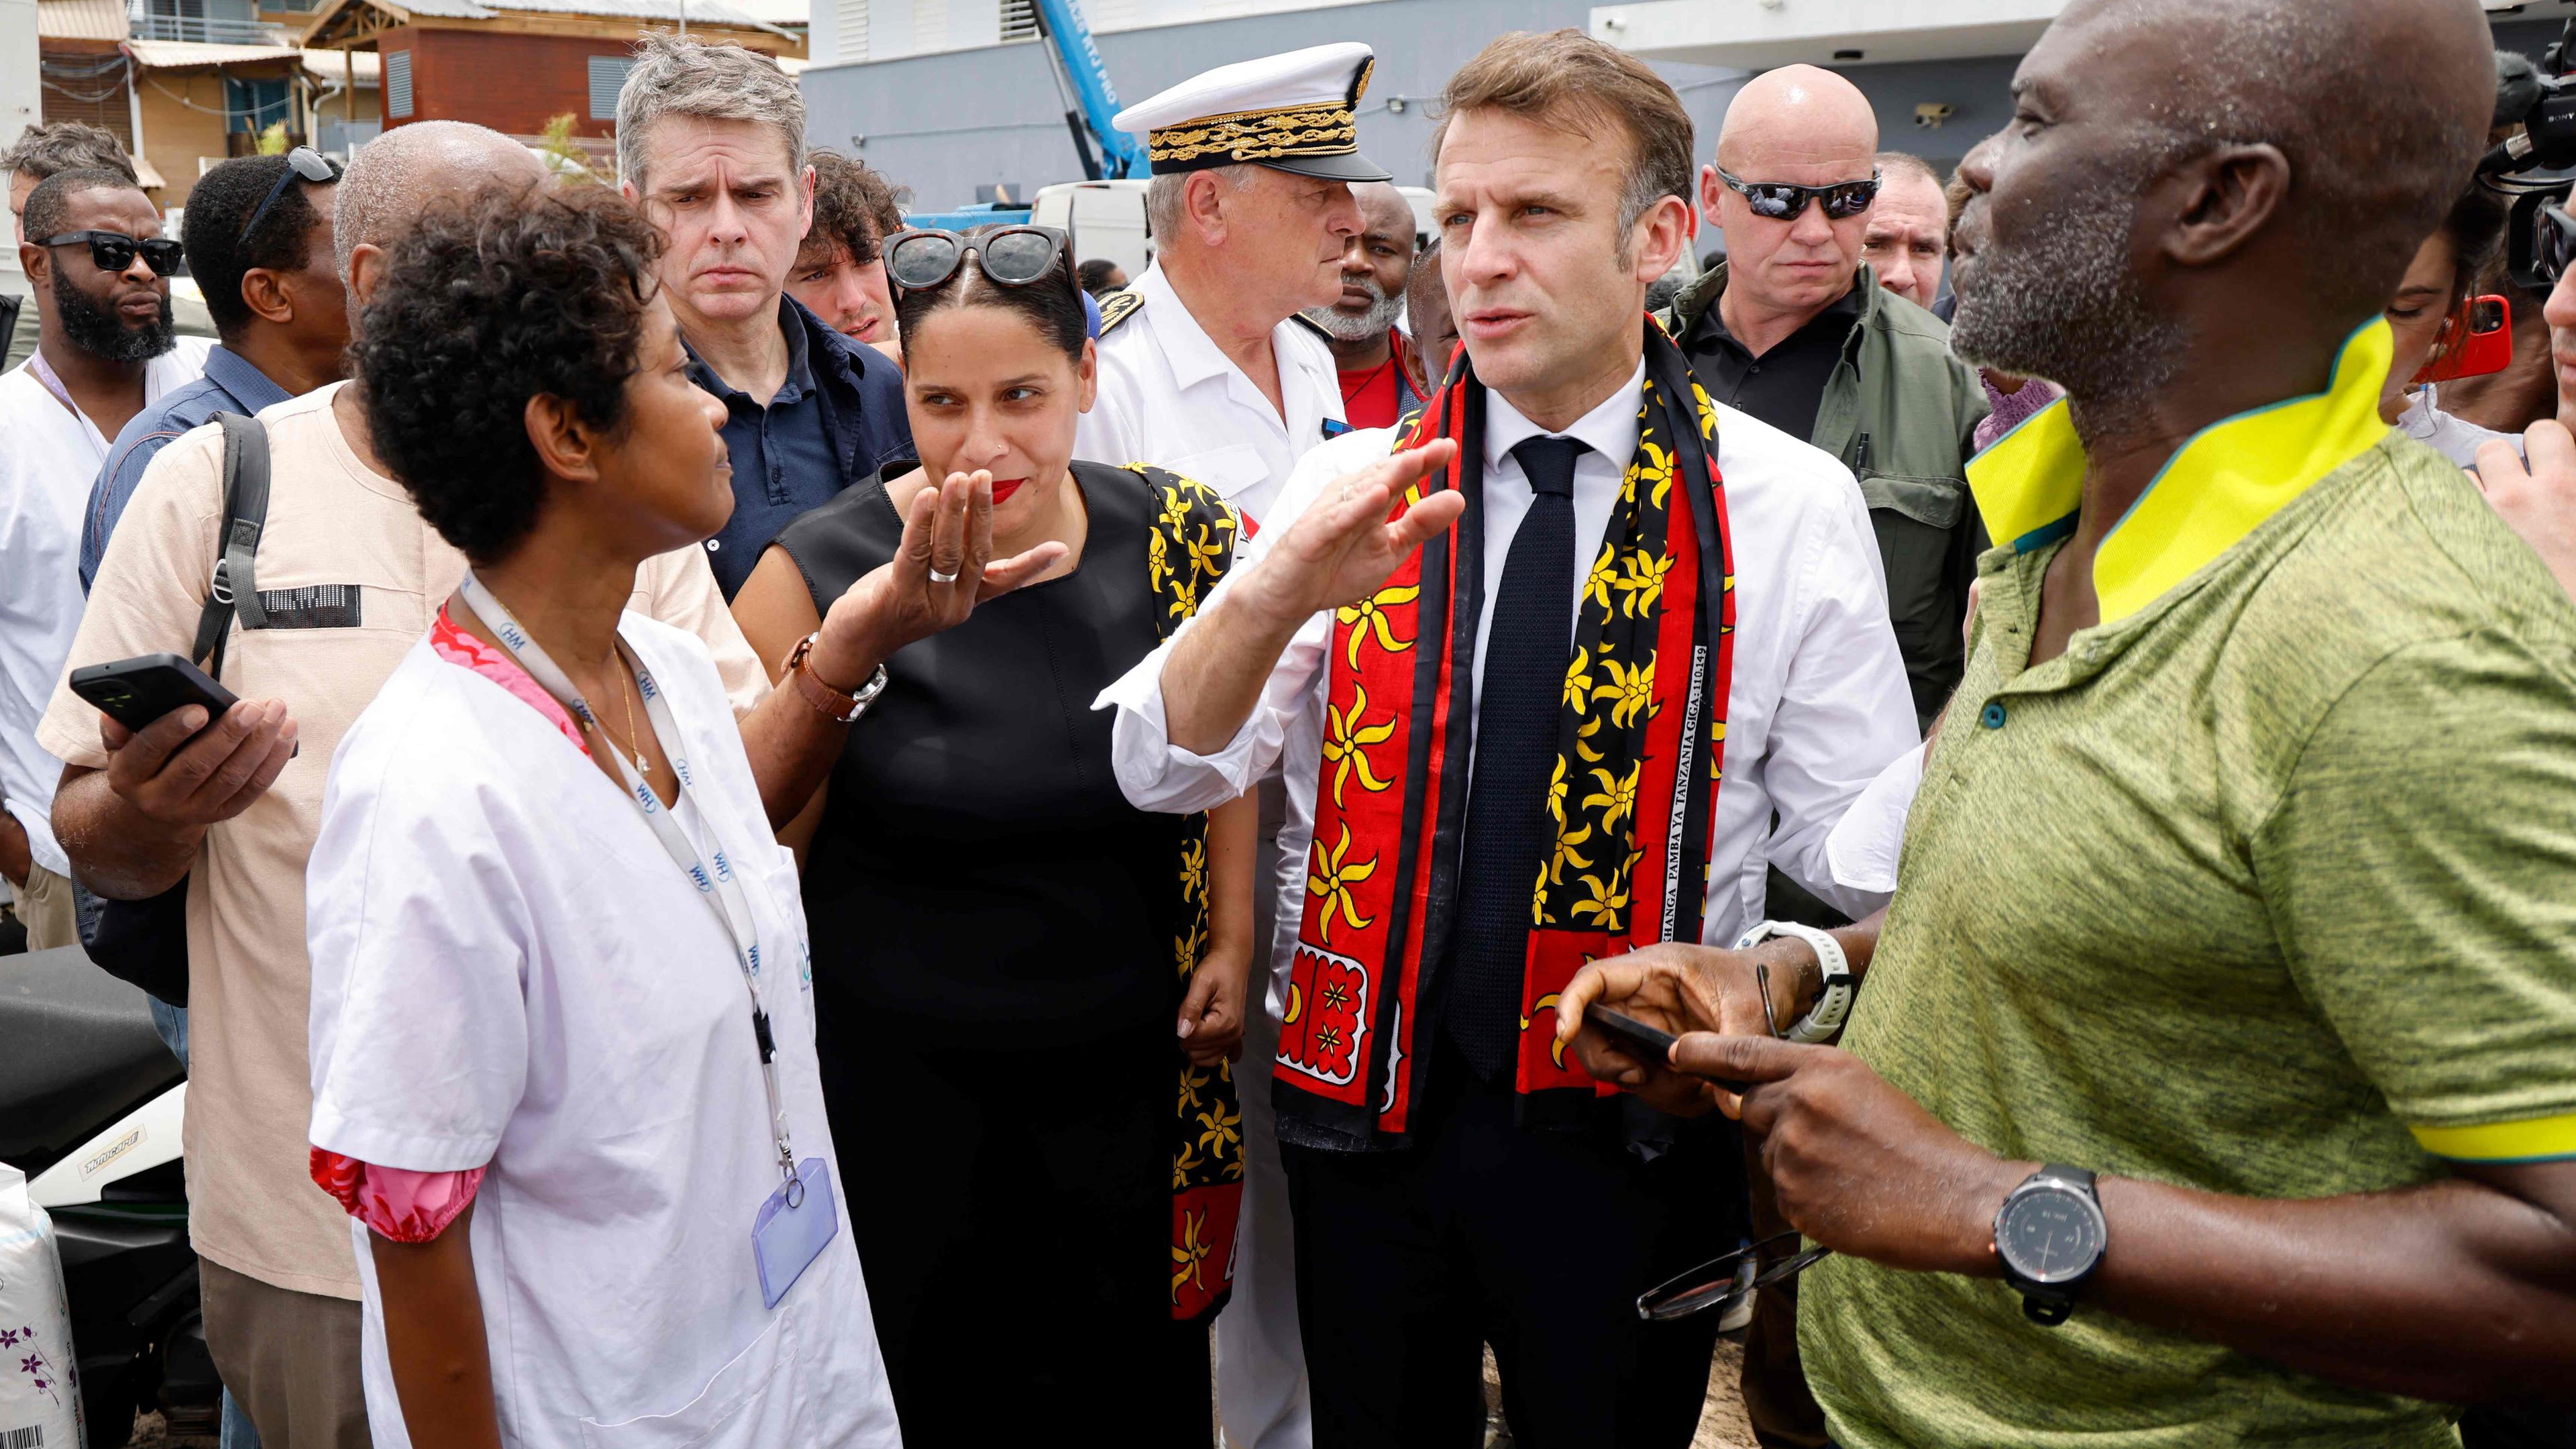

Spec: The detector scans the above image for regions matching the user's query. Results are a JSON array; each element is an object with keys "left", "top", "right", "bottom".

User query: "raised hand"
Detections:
[
  {"left": 1236, "top": 440, "right": 1464, "bottom": 631},
  {"left": 811, "top": 470, "right": 1070, "bottom": 684}
]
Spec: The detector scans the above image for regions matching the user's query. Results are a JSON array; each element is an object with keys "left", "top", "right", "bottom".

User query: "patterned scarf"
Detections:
[
  {"left": 1135, "top": 462, "right": 1250, "bottom": 1322},
  {"left": 1273, "top": 318, "right": 1737, "bottom": 1142}
]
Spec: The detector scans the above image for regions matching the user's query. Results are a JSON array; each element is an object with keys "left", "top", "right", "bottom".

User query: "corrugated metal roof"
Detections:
[
  {"left": 299, "top": 47, "right": 382, "bottom": 83},
  {"left": 36, "top": 0, "right": 129, "bottom": 42},
  {"left": 726, "top": 0, "right": 806, "bottom": 25},
  {"left": 388, "top": 0, "right": 786, "bottom": 30},
  {"left": 124, "top": 38, "right": 305, "bottom": 68}
]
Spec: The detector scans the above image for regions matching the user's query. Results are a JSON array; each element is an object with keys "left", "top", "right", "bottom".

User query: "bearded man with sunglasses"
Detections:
[
  {"left": 1663, "top": 66, "right": 1987, "bottom": 735},
  {"left": 0, "top": 167, "right": 209, "bottom": 953}
]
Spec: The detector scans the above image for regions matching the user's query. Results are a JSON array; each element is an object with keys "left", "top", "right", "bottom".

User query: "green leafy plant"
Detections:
[{"left": 256, "top": 120, "right": 288, "bottom": 155}]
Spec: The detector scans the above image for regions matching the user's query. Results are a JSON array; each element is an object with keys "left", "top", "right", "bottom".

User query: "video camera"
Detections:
[{"left": 2487, "top": 27, "right": 2576, "bottom": 287}]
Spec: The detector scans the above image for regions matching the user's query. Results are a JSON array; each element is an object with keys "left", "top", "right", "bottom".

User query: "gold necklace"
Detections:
[
  {"left": 586, "top": 658, "right": 649, "bottom": 775},
  {"left": 615, "top": 660, "right": 647, "bottom": 775}
]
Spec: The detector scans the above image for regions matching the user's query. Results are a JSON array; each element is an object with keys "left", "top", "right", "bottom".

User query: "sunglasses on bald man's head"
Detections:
[
  {"left": 1714, "top": 167, "right": 1883, "bottom": 222},
  {"left": 882, "top": 225, "right": 1075, "bottom": 294},
  {"left": 38, "top": 231, "right": 186, "bottom": 276}
]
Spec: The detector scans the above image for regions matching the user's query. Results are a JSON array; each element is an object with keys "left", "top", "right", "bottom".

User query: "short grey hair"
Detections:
[
  {"left": 1874, "top": 150, "right": 1941, "bottom": 193},
  {"left": 615, "top": 33, "right": 805, "bottom": 193},
  {"left": 1145, "top": 164, "right": 1258, "bottom": 241}
]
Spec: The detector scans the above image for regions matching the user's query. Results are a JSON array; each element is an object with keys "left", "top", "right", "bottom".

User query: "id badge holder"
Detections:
[{"left": 751, "top": 1157, "right": 838, "bottom": 1309}]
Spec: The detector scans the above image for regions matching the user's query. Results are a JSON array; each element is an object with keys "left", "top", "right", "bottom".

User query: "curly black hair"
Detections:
[
  {"left": 181, "top": 153, "right": 339, "bottom": 339},
  {"left": 800, "top": 148, "right": 905, "bottom": 268},
  {"left": 354, "top": 185, "right": 665, "bottom": 565}
]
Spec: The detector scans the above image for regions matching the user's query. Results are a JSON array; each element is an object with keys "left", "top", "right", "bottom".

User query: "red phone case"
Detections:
[{"left": 2414, "top": 294, "right": 2514, "bottom": 385}]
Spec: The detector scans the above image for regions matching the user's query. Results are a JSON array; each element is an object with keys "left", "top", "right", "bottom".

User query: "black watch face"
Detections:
[{"left": 1998, "top": 1187, "right": 2103, "bottom": 1285}]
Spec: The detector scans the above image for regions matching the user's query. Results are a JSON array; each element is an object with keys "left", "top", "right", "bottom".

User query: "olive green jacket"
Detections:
[{"left": 1661, "top": 263, "right": 1990, "bottom": 725}]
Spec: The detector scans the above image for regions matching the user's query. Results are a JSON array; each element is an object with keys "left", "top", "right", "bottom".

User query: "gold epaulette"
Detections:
[{"left": 1099, "top": 288, "right": 1144, "bottom": 335}]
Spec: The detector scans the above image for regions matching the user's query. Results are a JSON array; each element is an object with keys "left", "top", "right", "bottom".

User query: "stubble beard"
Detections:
[
  {"left": 1303, "top": 277, "right": 1404, "bottom": 344},
  {"left": 1949, "top": 153, "right": 2188, "bottom": 421}
]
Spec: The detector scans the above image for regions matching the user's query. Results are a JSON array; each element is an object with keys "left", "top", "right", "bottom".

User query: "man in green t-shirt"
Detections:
[{"left": 1556, "top": 1, "right": 2576, "bottom": 1446}]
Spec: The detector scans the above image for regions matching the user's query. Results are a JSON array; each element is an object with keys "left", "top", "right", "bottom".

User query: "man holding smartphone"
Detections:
[
  {"left": 1, "top": 167, "right": 209, "bottom": 952},
  {"left": 1559, "top": 3, "right": 2576, "bottom": 1446}
]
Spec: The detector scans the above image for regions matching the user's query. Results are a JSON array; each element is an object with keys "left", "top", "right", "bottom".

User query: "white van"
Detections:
[{"left": 1033, "top": 180, "right": 1440, "bottom": 283}]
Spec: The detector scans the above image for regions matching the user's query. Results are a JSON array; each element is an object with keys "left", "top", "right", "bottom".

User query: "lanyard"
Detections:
[{"left": 456, "top": 572, "right": 798, "bottom": 1185}]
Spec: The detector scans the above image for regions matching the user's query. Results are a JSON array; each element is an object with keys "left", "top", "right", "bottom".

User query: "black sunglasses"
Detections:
[
  {"left": 237, "top": 146, "right": 339, "bottom": 248},
  {"left": 38, "top": 230, "right": 186, "bottom": 277},
  {"left": 1714, "top": 166, "right": 1882, "bottom": 222},
  {"left": 1635, "top": 1230, "right": 1833, "bottom": 1322},
  {"left": 883, "top": 225, "right": 1075, "bottom": 294}
]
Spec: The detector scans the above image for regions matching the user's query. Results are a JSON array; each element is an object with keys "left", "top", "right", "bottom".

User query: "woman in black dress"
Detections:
[{"left": 731, "top": 225, "right": 1256, "bottom": 1446}]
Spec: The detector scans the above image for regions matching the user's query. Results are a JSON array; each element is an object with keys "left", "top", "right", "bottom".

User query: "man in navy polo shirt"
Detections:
[
  {"left": 82, "top": 150, "right": 348, "bottom": 590},
  {"left": 616, "top": 33, "right": 914, "bottom": 598}
]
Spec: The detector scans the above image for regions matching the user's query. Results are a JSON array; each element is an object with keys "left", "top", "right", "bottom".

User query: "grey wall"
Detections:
[{"left": 804, "top": 6, "right": 2557, "bottom": 212}]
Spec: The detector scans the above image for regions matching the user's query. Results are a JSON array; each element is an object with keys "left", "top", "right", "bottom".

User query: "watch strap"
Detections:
[
  {"left": 1733, "top": 920, "right": 1854, "bottom": 1042},
  {"left": 787, "top": 633, "right": 886, "bottom": 724}
]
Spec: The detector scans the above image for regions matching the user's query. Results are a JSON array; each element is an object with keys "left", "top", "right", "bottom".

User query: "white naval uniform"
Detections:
[
  {"left": 1074, "top": 258, "right": 1342, "bottom": 1449},
  {"left": 1074, "top": 260, "right": 1347, "bottom": 527}
]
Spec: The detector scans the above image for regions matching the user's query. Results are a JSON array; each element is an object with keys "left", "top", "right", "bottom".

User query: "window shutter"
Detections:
[
  {"left": 588, "top": 55, "right": 633, "bottom": 121},
  {"left": 836, "top": 0, "right": 867, "bottom": 62},
  {"left": 385, "top": 48, "right": 413, "bottom": 119},
  {"left": 1000, "top": 0, "right": 1036, "bottom": 42}
]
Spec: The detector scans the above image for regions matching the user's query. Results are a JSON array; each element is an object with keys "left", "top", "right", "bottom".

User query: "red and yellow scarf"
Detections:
[
  {"left": 1273, "top": 319, "right": 1738, "bottom": 1142},
  {"left": 1137, "top": 463, "right": 1249, "bottom": 1322}
]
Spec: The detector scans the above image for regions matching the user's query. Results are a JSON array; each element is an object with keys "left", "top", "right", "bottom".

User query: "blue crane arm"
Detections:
[{"left": 1032, "top": 0, "right": 1150, "bottom": 178}]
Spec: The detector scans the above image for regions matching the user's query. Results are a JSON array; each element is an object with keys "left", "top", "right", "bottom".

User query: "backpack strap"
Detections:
[{"left": 191, "top": 413, "right": 274, "bottom": 678}]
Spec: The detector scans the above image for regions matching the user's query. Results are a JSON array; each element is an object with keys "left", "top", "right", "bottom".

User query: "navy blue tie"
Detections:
[{"left": 1444, "top": 434, "right": 1586, "bottom": 1083}]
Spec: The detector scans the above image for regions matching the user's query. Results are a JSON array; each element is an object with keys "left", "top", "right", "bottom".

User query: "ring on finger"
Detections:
[{"left": 928, "top": 565, "right": 960, "bottom": 584}]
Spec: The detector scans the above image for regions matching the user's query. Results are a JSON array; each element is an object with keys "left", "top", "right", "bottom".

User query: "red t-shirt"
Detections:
[{"left": 1336, "top": 329, "right": 1421, "bottom": 431}]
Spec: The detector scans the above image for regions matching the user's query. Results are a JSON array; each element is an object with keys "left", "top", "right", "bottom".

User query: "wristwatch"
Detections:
[
  {"left": 786, "top": 632, "right": 888, "bottom": 724},
  {"left": 1732, "top": 920, "right": 1854, "bottom": 1042},
  {"left": 1992, "top": 1165, "right": 2107, "bottom": 1326}
]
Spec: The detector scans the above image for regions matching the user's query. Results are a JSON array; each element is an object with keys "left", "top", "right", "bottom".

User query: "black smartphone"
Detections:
[
  {"left": 1585, "top": 1007, "right": 1752, "bottom": 1091},
  {"left": 1587, "top": 1006, "right": 1678, "bottom": 1059},
  {"left": 69, "top": 653, "right": 240, "bottom": 734}
]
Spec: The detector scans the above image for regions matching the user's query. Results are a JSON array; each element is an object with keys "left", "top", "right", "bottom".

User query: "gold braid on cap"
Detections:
[
  {"left": 1149, "top": 103, "right": 1358, "bottom": 166},
  {"left": 1149, "top": 58, "right": 1374, "bottom": 169}
]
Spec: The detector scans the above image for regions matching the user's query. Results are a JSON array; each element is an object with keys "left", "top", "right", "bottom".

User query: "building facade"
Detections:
[{"left": 799, "top": 0, "right": 2574, "bottom": 213}]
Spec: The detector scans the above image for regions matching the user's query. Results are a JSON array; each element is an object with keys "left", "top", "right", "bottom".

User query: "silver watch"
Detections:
[{"left": 1732, "top": 920, "right": 1855, "bottom": 1042}]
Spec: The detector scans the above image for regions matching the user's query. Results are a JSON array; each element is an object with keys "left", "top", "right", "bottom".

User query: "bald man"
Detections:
[
  {"left": 1660, "top": 66, "right": 1988, "bottom": 733},
  {"left": 1300, "top": 180, "right": 1424, "bottom": 429},
  {"left": 1572, "top": 2, "right": 2576, "bottom": 1446},
  {"left": 44, "top": 120, "right": 765, "bottom": 1448}
]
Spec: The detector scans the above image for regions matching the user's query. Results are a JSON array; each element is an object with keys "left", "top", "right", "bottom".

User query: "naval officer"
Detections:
[
  {"left": 1077, "top": 42, "right": 1385, "bottom": 525},
  {"left": 1076, "top": 41, "right": 1390, "bottom": 1449}
]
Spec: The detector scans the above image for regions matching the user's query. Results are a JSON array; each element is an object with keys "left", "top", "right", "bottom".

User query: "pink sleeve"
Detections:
[
  {"left": 310, "top": 1148, "right": 486, "bottom": 1244},
  {"left": 1972, "top": 375, "right": 2065, "bottom": 456}
]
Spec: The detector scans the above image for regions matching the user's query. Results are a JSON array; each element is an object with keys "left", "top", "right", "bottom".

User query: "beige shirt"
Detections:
[{"left": 37, "top": 383, "right": 768, "bottom": 1299}]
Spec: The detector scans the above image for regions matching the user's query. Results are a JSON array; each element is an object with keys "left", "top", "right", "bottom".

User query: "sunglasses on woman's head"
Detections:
[
  {"left": 1714, "top": 167, "right": 1883, "bottom": 222},
  {"left": 882, "top": 225, "right": 1075, "bottom": 293},
  {"left": 38, "top": 231, "right": 186, "bottom": 277}
]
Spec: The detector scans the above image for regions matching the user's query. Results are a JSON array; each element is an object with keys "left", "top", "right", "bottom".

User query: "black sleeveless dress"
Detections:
[{"left": 771, "top": 461, "right": 1209, "bottom": 1446}]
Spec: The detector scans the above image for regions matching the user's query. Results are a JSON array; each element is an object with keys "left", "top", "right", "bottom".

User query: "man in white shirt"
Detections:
[
  {"left": 1100, "top": 31, "right": 1916, "bottom": 1449},
  {"left": 1077, "top": 44, "right": 1376, "bottom": 523},
  {"left": 1, "top": 167, "right": 209, "bottom": 949}
]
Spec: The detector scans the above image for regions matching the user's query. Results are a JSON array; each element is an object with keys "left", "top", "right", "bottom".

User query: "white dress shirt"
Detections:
[
  {"left": 1074, "top": 260, "right": 1346, "bottom": 523},
  {"left": 1098, "top": 361, "right": 1920, "bottom": 1015},
  {"left": 0, "top": 340, "right": 211, "bottom": 877}
]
